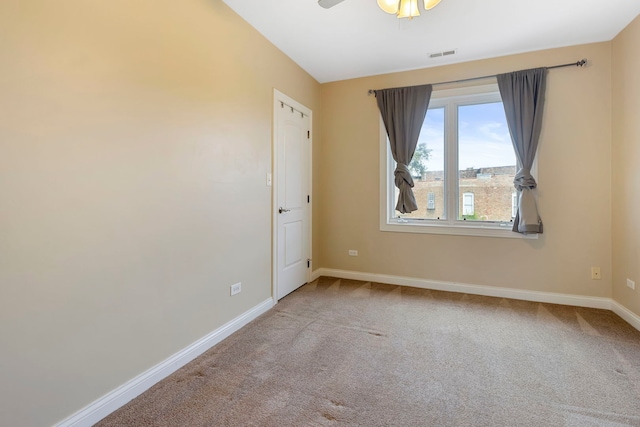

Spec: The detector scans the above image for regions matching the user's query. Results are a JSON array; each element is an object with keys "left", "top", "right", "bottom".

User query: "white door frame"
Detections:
[{"left": 272, "top": 89, "right": 312, "bottom": 302}]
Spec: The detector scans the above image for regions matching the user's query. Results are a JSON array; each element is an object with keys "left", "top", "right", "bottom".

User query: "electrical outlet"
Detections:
[
  {"left": 591, "top": 267, "right": 601, "bottom": 280},
  {"left": 627, "top": 279, "right": 635, "bottom": 290},
  {"left": 348, "top": 250, "right": 358, "bottom": 256},
  {"left": 230, "top": 282, "right": 241, "bottom": 296}
]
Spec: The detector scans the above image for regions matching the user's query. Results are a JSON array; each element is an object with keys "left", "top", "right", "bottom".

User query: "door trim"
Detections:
[{"left": 272, "top": 89, "right": 312, "bottom": 302}]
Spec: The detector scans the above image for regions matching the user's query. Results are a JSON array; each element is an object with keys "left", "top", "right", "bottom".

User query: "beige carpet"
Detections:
[{"left": 97, "top": 277, "right": 640, "bottom": 426}]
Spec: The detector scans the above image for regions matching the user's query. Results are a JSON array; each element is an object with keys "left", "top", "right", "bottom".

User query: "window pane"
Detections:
[
  {"left": 396, "top": 107, "right": 446, "bottom": 220},
  {"left": 457, "top": 102, "right": 516, "bottom": 222}
]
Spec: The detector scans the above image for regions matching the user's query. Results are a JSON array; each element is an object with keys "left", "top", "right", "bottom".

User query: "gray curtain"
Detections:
[
  {"left": 497, "top": 68, "right": 547, "bottom": 234},
  {"left": 375, "top": 84, "right": 432, "bottom": 214}
]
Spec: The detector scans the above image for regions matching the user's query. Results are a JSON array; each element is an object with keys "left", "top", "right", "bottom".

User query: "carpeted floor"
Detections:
[{"left": 96, "top": 277, "right": 640, "bottom": 426}]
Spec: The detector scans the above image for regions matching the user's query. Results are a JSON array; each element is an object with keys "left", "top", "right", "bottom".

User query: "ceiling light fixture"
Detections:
[{"left": 377, "top": 0, "right": 442, "bottom": 19}]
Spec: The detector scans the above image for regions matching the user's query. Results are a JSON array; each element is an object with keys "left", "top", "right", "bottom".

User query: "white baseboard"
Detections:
[
  {"left": 310, "top": 268, "right": 322, "bottom": 282},
  {"left": 312, "top": 268, "right": 640, "bottom": 332},
  {"left": 611, "top": 300, "right": 640, "bottom": 332},
  {"left": 313, "top": 268, "right": 612, "bottom": 309},
  {"left": 56, "top": 298, "right": 274, "bottom": 427}
]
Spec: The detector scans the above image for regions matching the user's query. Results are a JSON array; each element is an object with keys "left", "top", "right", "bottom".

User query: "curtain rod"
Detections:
[{"left": 367, "top": 58, "right": 587, "bottom": 96}]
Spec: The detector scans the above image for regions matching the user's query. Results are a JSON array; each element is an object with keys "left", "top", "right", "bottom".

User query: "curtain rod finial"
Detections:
[
  {"left": 368, "top": 89, "right": 376, "bottom": 96},
  {"left": 578, "top": 59, "right": 587, "bottom": 67}
]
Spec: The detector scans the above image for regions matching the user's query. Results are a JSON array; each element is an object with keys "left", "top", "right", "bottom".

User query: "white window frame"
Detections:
[{"left": 379, "top": 83, "right": 538, "bottom": 239}]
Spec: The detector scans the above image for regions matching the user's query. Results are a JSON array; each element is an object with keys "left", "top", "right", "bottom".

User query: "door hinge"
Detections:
[
  {"left": 307, "top": 195, "right": 310, "bottom": 203},
  {"left": 307, "top": 130, "right": 310, "bottom": 139},
  {"left": 307, "top": 259, "right": 311, "bottom": 268}
]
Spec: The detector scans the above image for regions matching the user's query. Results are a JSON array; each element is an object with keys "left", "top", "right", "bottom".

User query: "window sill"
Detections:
[{"left": 380, "top": 221, "right": 539, "bottom": 239}]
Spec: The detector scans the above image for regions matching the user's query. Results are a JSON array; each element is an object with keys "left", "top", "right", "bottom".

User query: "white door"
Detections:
[{"left": 274, "top": 91, "right": 311, "bottom": 300}]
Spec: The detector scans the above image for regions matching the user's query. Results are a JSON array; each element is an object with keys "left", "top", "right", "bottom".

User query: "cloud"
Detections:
[{"left": 476, "top": 122, "right": 509, "bottom": 143}]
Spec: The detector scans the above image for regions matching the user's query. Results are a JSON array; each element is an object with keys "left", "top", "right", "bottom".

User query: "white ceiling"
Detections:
[{"left": 222, "top": 0, "right": 640, "bottom": 83}]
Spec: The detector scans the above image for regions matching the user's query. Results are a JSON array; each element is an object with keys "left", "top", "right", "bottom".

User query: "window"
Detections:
[
  {"left": 462, "top": 193, "right": 475, "bottom": 217},
  {"left": 380, "top": 83, "right": 536, "bottom": 239},
  {"left": 427, "top": 192, "right": 435, "bottom": 210}
]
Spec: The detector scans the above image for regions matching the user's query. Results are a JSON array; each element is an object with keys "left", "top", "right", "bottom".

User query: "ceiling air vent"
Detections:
[{"left": 429, "top": 49, "right": 457, "bottom": 59}]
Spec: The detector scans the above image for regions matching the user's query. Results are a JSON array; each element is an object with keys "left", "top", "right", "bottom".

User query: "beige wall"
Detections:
[
  {"left": 0, "top": 1, "right": 320, "bottom": 425},
  {"left": 319, "top": 43, "right": 612, "bottom": 297},
  {"left": 612, "top": 15, "right": 640, "bottom": 317}
]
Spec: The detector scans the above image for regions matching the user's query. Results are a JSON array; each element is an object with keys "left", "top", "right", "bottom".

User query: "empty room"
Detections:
[{"left": 2, "top": 0, "right": 640, "bottom": 426}]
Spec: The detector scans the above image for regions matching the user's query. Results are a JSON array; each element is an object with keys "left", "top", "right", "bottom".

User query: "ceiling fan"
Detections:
[
  {"left": 318, "top": 0, "right": 345, "bottom": 8},
  {"left": 318, "top": 0, "right": 442, "bottom": 19}
]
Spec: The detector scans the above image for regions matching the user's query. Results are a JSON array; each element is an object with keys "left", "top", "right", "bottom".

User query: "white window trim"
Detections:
[{"left": 379, "top": 83, "right": 538, "bottom": 240}]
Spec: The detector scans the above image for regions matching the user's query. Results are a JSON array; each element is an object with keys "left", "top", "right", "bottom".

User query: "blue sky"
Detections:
[{"left": 418, "top": 102, "right": 516, "bottom": 170}]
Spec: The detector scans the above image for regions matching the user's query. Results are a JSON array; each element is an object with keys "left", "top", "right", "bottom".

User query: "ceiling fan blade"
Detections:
[{"left": 318, "top": 0, "right": 346, "bottom": 9}]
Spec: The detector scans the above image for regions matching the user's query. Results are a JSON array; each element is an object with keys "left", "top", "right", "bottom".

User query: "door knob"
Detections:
[{"left": 279, "top": 207, "right": 291, "bottom": 214}]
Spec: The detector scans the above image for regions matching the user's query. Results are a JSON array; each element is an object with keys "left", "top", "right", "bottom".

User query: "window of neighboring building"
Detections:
[
  {"left": 462, "top": 193, "right": 475, "bottom": 217},
  {"left": 427, "top": 192, "right": 435, "bottom": 210},
  {"left": 380, "top": 83, "right": 537, "bottom": 239}
]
